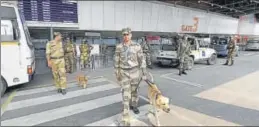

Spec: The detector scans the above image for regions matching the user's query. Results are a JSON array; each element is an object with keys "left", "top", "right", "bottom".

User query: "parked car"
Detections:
[
  {"left": 156, "top": 36, "right": 217, "bottom": 68},
  {"left": 245, "top": 40, "right": 259, "bottom": 51},
  {"left": 210, "top": 38, "right": 239, "bottom": 57}
]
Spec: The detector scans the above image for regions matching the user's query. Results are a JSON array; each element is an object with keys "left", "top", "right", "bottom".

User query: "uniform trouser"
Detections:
[
  {"left": 80, "top": 55, "right": 88, "bottom": 68},
  {"left": 51, "top": 58, "right": 67, "bottom": 89},
  {"left": 65, "top": 53, "right": 74, "bottom": 72},
  {"left": 119, "top": 68, "right": 141, "bottom": 126},
  {"left": 144, "top": 53, "right": 152, "bottom": 66},
  {"left": 227, "top": 51, "right": 234, "bottom": 64},
  {"left": 179, "top": 56, "right": 189, "bottom": 71}
]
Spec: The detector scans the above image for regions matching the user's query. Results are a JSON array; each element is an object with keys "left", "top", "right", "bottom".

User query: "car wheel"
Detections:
[
  {"left": 1, "top": 76, "right": 7, "bottom": 97},
  {"left": 171, "top": 61, "right": 180, "bottom": 68},
  {"left": 158, "top": 62, "right": 163, "bottom": 67},
  {"left": 207, "top": 54, "right": 217, "bottom": 65},
  {"left": 187, "top": 57, "right": 194, "bottom": 70}
]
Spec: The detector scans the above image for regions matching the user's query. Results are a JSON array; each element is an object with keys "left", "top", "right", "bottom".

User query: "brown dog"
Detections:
[
  {"left": 76, "top": 74, "right": 88, "bottom": 89},
  {"left": 146, "top": 80, "right": 170, "bottom": 126}
]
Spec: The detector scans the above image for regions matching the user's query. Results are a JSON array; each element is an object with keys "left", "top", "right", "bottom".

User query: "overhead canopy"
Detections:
[{"left": 159, "top": 0, "right": 259, "bottom": 20}]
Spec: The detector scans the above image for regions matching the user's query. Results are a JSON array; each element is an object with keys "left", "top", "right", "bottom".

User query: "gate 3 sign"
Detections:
[{"left": 181, "top": 17, "right": 199, "bottom": 32}]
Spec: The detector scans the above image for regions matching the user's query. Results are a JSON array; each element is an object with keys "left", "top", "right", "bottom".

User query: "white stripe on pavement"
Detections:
[
  {"left": 15, "top": 78, "right": 107, "bottom": 96},
  {"left": 161, "top": 75, "right": 204, "bottom": 88},
  {"left": 1, "top": 94, "right": 122, "bottom": 126},
  {"left": 86, "top": 105, "right": 150, "bottom": 126},
  {"left": 6, "top": 83, "right": 118, "bottom": 111}
]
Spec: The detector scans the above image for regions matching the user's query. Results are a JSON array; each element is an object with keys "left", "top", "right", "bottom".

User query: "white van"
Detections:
[{"left": 1, "top": 3, "right": 35, "bottom": 96}]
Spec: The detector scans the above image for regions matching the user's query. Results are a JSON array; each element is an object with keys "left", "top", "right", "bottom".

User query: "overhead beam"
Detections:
[
  {"left": 198, "top": 0, "right": 246, "bottom": 14},
  {"left": 209, "top": 0, "right": 247, "bottom": 11}
]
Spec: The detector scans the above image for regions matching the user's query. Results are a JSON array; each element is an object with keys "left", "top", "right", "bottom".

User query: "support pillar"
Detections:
[{"left": 50, "top": 27, "right": 53, "bottom": 40}]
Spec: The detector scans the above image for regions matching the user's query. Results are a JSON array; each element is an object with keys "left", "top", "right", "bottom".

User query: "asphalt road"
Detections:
[{"left": 1, "top": 51, "right": 259, "bottom": 126}]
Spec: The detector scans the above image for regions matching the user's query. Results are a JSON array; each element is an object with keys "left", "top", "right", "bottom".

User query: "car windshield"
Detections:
[
  {"left": 218, "top": 39, "right": 228, "bottom": 45},
  {"left": 162, "top": 44, "right": 176, "bottom": 51},
  {"left": 247, "top": 40, "right": 259, "bottom": 43},
  {"left": 150, "top": 44, "right": 161, "bottom": 50}
]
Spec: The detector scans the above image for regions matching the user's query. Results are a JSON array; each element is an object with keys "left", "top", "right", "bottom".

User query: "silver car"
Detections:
[{"left": 245, "top": 40, "right": 259, "bottom": 51}]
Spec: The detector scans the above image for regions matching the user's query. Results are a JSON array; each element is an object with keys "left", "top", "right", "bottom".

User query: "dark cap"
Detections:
[{"left": 122, "top": 27, "right": 131, "bottom": 35}]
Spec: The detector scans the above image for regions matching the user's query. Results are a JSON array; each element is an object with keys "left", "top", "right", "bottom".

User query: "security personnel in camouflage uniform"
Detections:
[
  {"left": 223, "top": 37, "right": 236, "bottom": 66},
  {"left": 64, "top": 37, "right": 76, "bottom": 73},
  {"left": 101, "top": 43, "right": 108, "bottom": 66},
  {"left": 79, "top": 39, "right": 93, "bottom": 69},
  {"left": 73, "top": 42, "right": 77, "bottom": 70},
  {"left": 114, "top": 27, "right": 147, "bottom": 126},
  {"left": 46, "top": 32, "right": 67, "bottom": 95},
  {"left": 177, "top": 35, "right": 191, "bottom": 76},
  {"left": 140, "top": 37, "right": 153, "bottom": 69}
]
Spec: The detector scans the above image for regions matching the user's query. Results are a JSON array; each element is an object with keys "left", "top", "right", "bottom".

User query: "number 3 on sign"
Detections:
[{"left": 202, "top": 51, "right": 206, "bottom": 57}]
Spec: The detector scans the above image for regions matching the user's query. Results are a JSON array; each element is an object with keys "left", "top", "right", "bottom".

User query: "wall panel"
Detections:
[
  {"left": 91, "top": 1, "right": 103, "bottom": 30},
  {"left": 114, "top": 1, "right": 126, "bottom": 30},
  {"left": 133, "top": 1, "right": 143, "bottom": 31},
  {"left": 78, "top": 1, "right": 92, "bottom": 30},
  {"left": 103, "top": 1, "right": 115, "bottom": 30},
  {"left": 124, "top": 1, "right": 135, "bottom": 30},
  {"left": 77, "top": 1, "right": 259, "bottom": 35},
  {"left": 142, "top": 2, "right": 152, "bottom": 31},
  {"left": 150, "top": 3, "right": 160, "bottom": 32}
]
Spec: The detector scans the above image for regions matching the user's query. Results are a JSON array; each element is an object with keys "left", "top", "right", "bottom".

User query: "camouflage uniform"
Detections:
[
  {"left": 101, "top": 44, "right": 108, "bottom": 66},
  {"left": 177, "top": 35, "right": 191, "bottom": 75},
  {"left": 224, "top": 39, "right": 236, "bottom": 66},
  {"left": 73, "top": 43, "right": 77, "bottom": 70},
  {"left": 79, "top": 40, "right": 93, "bottom": 69},
  {"left": 114, "top": 28, "right": 147, "bottom": 126},
  {"left": 140, "top": 37, "right": 152, "bottom": 69},
  {"left": 46, "top": 32, "right": 67, "bottom": 94},
  {"left": 64, "top": 38, "right": 76, "bottom": 73}
]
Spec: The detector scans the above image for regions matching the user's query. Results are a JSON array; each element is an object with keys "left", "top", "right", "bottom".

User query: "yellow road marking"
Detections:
[
  {"left": 1, "top": 42, "right": 19, "bottom": 46},
  {"left": 1, "top": 90, "right": 17, "bottom": 116}
]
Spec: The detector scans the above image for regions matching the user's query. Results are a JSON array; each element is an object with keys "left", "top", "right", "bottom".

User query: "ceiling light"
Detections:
[{"left": 198, "top": 1, "right": 201, "bottom": 3}]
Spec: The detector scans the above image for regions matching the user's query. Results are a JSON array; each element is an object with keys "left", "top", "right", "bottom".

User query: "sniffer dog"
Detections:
[
  {"left": 76, "top": 74, "right": 88, "bottom": 89},
  {"left": 145, "top": 79, "right": 170, "bottom": 126}
]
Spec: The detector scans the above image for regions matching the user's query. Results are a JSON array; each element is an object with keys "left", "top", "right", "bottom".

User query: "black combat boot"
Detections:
[
  {"left": 230, "top": 60, "right": 234, "bottom": 66},
  {"left": 223, "top": 60, "right": 228, "bottom": 65},
  {"left": 61, "top": 89, "right": 67, "bottom": 95},
  {"left": 130, "top": 106, "right": 140, "bottom": 114},
  {"left": 179, "top": 69, "right": 182, "bottom": 76},
  {"left": 182, "top": 70, "right": 187, "bottom": 75},
  {"left": 57, "top": 88, "right": 62, "bottom": 93}
]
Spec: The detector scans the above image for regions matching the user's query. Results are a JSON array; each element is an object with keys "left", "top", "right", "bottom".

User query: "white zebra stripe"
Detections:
[
  {"left": 85, "top": 104, "right": 150, "bottom": 126},
  {"left": 15, "top": 78, "right": 107, "bottom": 96},
  {"left": 1, "top": 94, "right": 122, "bottom": 126},
  {"left": 6, "top": 83, "right": 118, "bottom": 111}
]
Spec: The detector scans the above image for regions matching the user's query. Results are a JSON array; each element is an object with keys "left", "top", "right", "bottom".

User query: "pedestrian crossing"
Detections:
[{"left": 1, "top": 77, "right": 150, "bottom": 126}]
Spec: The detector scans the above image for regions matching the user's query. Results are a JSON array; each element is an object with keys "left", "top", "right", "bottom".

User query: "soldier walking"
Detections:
[
  {"left": 79, "top": 39, "right": 93, "bottom": 69},
  {"left": 46, "top": 32, "right": 67, "bottom": 95},
  {"left": 177, "top": 35, "right": 191, "bottom": 76},
  {"left": 223, "top": 37, "right": 236, "bottom": 66},
  {"left": 114, "top": 27, "right": 147, "bottom": 126},
  {"left": 140, "top": 37, "right": 153, "bottom": 69},
  {"left": 101, "top": 43, "right": 108, "bottom": 67},
  {"left": 64, "top": 37, "right": 76, "bottom": 73}
]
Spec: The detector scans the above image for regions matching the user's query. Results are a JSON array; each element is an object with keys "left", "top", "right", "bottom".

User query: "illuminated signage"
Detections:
[{"left": 181, "top": 17, "right": 199, "bottom": 32}]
